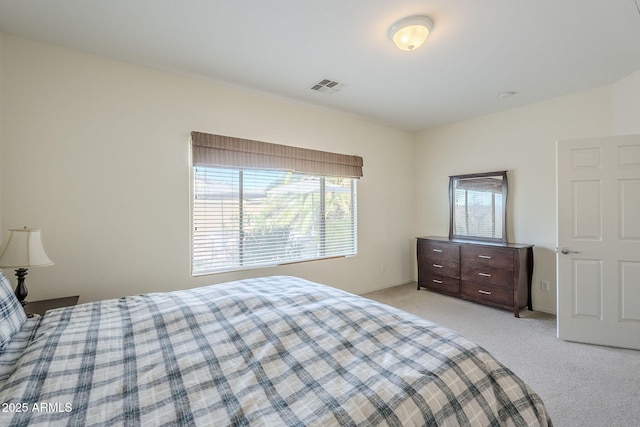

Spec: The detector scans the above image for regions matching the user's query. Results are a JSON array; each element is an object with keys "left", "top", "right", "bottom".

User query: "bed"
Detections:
[{"left": 0, "top": 273, "right": 552, "bottom": 426}]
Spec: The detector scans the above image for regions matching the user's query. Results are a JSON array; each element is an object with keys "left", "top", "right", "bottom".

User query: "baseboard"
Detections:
[
  {"left": 532, "top": 304, "right": 557, "bottom": 315},
  {"left": 360, "top": 280, "right": 415, "bottom": 296}
]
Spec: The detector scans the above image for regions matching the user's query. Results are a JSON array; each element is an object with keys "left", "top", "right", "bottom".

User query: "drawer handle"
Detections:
[
  {"left": 432, "top": 249, "right": 443, "bottom": 253},
  {"left": 432, "top": 279, "right": 443, "bottom": 284},
  {"left": 478, "top": 272, "right": 492, "bottom": 277},
  {"left": 478, "top": 255, "right": 492, "bottom": 259},
  {"left": 433, "top": 264, "right": 443, "bottom": 268},
  {"left": 478, "top": 290, "right": 492, "bottom": 295}
]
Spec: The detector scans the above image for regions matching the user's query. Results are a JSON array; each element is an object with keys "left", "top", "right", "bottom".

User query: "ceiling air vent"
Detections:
[{"left": 310, "top": 78, "right": 346, "bottom": 94}]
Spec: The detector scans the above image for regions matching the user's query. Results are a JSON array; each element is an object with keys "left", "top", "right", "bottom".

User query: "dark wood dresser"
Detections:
[{"left": 417, "top": 236, "right": 533, "bottom": 317}]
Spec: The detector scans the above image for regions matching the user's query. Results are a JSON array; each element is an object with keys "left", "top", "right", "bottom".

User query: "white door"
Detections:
[{"left": 557, "top": 135, "right": 640, "bottom": 350}]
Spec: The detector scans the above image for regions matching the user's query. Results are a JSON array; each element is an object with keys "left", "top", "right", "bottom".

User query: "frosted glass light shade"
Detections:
[
  {"left": 0, "top": 228, "right": 54, "bottom": 268},
  {"left": 389, "top": 16, "right": 433, "bottom": 51}
]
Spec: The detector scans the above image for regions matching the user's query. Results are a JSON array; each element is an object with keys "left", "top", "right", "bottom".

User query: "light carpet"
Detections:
[{"left": 362, "top": 282, "right": 640, "bottom": 427}]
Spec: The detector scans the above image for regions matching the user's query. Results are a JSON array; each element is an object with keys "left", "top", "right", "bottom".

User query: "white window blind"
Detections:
[{"left": 192, "top": 166, "right": 357, "bottom": 275}]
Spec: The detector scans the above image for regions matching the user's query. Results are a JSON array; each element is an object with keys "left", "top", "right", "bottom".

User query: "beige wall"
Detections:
[
  {"left": 414, "top": 67, "right": 640, "bottom": 314},
  {"left": 0, "top": 34, "right": 3, "bottom": 237},
  {"left": 612, "top": 68, "right": 640, "bottom": 135},
  {"left": 0, "top": 34, "right": 416, "bottom": 302},
  {"left": 414, "top": 87, "right": 615, "bottom": 313},
  {"left": 2, "top": 32, "right": 638, "bottom": 312}
]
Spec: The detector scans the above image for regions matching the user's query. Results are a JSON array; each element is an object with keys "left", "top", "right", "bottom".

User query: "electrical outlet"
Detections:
[{"left": 541, "top": 281, "right": 550, "bottom": 291}]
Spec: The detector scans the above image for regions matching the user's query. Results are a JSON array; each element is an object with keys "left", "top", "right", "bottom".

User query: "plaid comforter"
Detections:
[{"left": 0, "top": 276, "right": 551, "bottom": 426}]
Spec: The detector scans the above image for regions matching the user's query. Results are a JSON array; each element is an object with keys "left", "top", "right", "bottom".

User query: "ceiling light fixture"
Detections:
[{"left": 388, "top": 15, "right": 433, "bottom": 52}]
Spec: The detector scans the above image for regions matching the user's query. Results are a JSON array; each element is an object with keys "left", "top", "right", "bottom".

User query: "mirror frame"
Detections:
[{"left": 449, "top": 170, "right": 508, "bottom": 244}]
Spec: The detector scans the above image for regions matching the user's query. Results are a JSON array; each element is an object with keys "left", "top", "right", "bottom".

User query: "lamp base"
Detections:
[{"left": 14, "top": 268, "right": 29, "bottom": 307}]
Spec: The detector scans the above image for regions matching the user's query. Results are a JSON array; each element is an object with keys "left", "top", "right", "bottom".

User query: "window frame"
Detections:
[{"left": 191, "top": 165, "right": 358, "bottom": 276}]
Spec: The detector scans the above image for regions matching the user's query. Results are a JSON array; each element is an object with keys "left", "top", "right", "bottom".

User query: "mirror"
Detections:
[{"left": 449, "top": 171, "right": 508, "bottom": 243}]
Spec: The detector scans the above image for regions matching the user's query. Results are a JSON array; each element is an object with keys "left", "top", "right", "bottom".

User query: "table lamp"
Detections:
[{"left": 0, "top": 227, "right": 54, "bottom": 306}]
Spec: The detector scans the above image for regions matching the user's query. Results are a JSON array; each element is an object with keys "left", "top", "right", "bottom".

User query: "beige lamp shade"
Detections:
[{"left": 0, "top": 228, "right": 54, "bottom": 268}]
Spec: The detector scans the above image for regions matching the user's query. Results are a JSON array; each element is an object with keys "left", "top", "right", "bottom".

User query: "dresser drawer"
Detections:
[
  {"left": 424, "top": 258, "right": 459, "bottom": 277},
  {"left": 418, "top": 239, "right": 460, "bottom": 264},
  {"left": 420, "top": 273, "right": 460, "bottom": 295},
  {"left": 461, "top": 245, "right": 513, "bottom": 269},
  {"left": 461, "top": 264, "right": 513, "bottom": 287},
  {"left": 460, "top": 281, "right": 512, "bottom": 307}
]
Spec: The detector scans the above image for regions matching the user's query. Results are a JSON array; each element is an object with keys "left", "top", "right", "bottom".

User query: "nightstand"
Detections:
[{"left": 25, "top": 295, "right": 80, "bottom": 316}]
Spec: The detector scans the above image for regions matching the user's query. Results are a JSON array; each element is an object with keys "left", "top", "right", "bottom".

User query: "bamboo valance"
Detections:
[{"left": 191, "top": 131, "right": 363, "bottom": 178}]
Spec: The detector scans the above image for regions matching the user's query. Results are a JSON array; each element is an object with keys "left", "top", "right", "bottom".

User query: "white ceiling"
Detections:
[{"left": 1, "top": 0, "right": 639, "bottom": 131}]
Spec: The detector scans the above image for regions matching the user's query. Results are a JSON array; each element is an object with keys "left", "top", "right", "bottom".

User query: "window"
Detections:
[
  {"left": 449, "top": 171, "right": 507, "bottom": 243},
  {"left": 191, "top": 132, "right": 362, "bottom": 275},
  {"left": 453, "top": 186, "right": 503, "bottom": 237}
]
